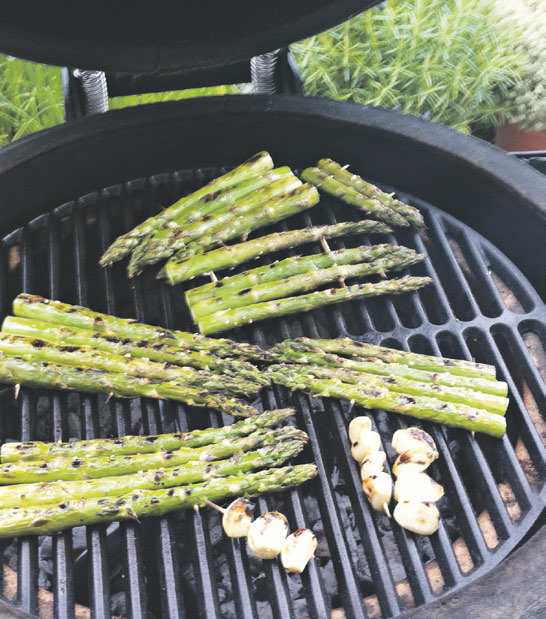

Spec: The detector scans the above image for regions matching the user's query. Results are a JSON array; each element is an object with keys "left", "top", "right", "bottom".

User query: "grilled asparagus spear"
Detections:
[
  {"left": 0, "top": 354, "right": 258, "bottom": 417},
  {"left": 187, "top": 244, "right": 415, "bottom": 303},
  {"left": 128, "top": 173, "right": 301, "bottom": 276},
  {"left": 266, "top": 366, "right": 506, "bottom": 437},
  {"left": 317, "top": 159, "right": 425, "bottom": 228},
  {"left": 278, "top": 365, "right": 508, "bottom": 415},
  {"left": 301, "top": 168, "right": 409, "bottom": 227},
  {"left": 0, "top": 333, "right": 261, "bottom": 397},
  {"left": 1, "top": 408, "right": 294, "bottom": 462},
  {"left": 197, "top": 276, "right": 432, "bottom": 335},
  {"left": 281, "top": 337, "right": 498, "bottom": 380},
  {"left": 177, "top": 220, "right": 393, "bottom": 284},
  {"left": 2, "top": 316, "right": 266, "bottom": 383},
  {"left": 0, "top": 464, "right": 318, "bottom": 539},
  {"left": 99, "top": 151, "right": 274, "bottom": 266},
  {"left": 161, "top": 184, "right": 320, "bottom": 284},
  {"left": 189, "top": 252, "right": 425, "bottom": 320},
  {"left": 268, "top": 345, "right": 507, "bottom": 397},
  {"left": 12, "top": 294, "right": 264, "bottom": 360},
  {"left": 0, "top": 439, "right": 306, "bottom": 508},
  {"left": 0, "top": 426, "right": 305, "bottom": 484}
]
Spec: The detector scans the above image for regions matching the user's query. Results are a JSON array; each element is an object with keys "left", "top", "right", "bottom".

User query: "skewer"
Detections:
[{"left": 320, "top": 236, "right": 346, "bottom": 287}]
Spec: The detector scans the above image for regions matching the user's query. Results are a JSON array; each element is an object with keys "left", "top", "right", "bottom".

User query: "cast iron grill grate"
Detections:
[{"left": 0, "top": 164, "right": 543, "bottom": 619}]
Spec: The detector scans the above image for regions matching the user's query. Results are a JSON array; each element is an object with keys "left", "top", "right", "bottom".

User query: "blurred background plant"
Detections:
[{"left": 0, "top": 0, "right": 543, "bottom": 144}]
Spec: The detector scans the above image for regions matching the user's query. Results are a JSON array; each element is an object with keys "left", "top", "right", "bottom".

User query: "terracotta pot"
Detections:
[{"left": 496, "top": 122, "right": 546, "bottom": 151}]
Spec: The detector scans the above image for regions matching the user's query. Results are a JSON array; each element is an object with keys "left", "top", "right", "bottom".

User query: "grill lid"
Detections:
[{"left": 0, "top": 0, "right": 379, "bottom": 73}]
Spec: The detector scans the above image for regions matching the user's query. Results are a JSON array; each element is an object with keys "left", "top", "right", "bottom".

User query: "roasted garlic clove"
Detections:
[
  {"left": 393, "top": 501, "right": 440, "bottom": 535},
  {"left": 394, "top": 472, "right": 444, "bottom": 503},
  {"left": 360, "top": 451, "right": 387, "bottom": 480},
  {"left": 247, "top": 511, "right": 288, "bottom": 559},
  {"left": 362, "top": 471, "right": 393, "bottom": 514},
  {"left": 351, "top": 429, "right": 381, "bottom": 462},
  {"left": 280, "top": 528, "right": 317, "bottom": 573},
  {"left": 348, "top": 416, "right": 372, "bottom": 443},
  {"left": 392, "top": 427, "right": 438, "bottom": 458},
  {"left": 392, "top": 449, "right": 437, "bottom": 477},
  {"left": 222, "top": 498, "right": 254, "bottom": 538}
]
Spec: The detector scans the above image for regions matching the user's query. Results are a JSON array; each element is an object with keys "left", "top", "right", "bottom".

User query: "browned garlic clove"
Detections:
[
  {"left": 222, "top": 498, "right": 254, "bottom": 538},
  {"left": 280, "top": 528, "right": 317, "bottom": 573},
  {"left": 392, "top": 449, "right": 437, "bottom": 477},
  {"left": 351, "top": 429, "right": 381, "bottom": 462},
  {"left": 362, "top": 471, "right": 393, "bottom": 514},
  {"left": 360, "top": 451, "right": 387, "bottom": 480},
  {"left": 393, "top": 501, "right": 440, "bottom": 535},
  {"left": 394, "top": 472, "right": 444, "bottom": 503},
  {"left": 247, "top": 511, "right": 288, "bottom": 559},
  {"left": 392, "top": 427, "right": 438, "bottom": 458},
  {"left": 348, "top": 416, "right": 372, "bottom": 443}
]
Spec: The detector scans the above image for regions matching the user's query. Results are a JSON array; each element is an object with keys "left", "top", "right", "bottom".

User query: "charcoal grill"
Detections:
[{"left": 0, "top": 97, "right": 543, "bottom": 619}]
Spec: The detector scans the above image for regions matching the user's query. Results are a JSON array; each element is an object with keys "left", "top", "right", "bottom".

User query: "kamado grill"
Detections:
[{"left": 0, "top": 3, "right": 544, "bottom": 619}]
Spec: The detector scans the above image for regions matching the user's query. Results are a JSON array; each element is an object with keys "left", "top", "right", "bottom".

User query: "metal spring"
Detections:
[
  {"left": 72, "top": 69, "right": 109, "bottom": 115},
  {"left": 250, "top": 50, "right": 280, "bottom": 94}
]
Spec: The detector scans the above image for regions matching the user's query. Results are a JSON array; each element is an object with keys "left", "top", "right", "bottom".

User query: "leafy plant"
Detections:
[{"left": 293, "top": 0, "right": 526, "bottom": 134}]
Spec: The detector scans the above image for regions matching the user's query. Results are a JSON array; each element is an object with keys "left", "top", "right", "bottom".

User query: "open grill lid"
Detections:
[{"left": 0, "top": 0, "right": 379, "bottom": 72}]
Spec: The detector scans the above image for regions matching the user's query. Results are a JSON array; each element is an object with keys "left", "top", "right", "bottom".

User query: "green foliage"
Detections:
[
  {"left": 293, "top": 0, "right": 526, "bottom": 133},
  {"left": 0, "top": 55, "right": 63, "bottom": 145},
  {"left": 109, "top": 85, "right": 245, "bottom": 110}
]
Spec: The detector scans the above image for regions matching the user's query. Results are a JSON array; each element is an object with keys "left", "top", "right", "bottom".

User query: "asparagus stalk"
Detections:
[
  {"left": 0, "top": 426, "right": 305, "bottom": 484},
  {"left": 0, "top": 354, "right": 259, "bottom": 417},
  {"left": 2, "top": 316, "right": 266, "bottom": 384},
  {"left": 317, "top": 159, "right": 425, "bottom": 228},
  {"left": 0, "top": 464, "right": 317, "bottom": 539},
  {"left": 0, "top": 333, "right": 261, "bottom": 397},
  {"left": 267, "top": 366, "right": 506, "bottom": 437},
  {"left": 301, "top": 168, "right": 409, "bottom": 227},
  {"left": 0, "top": 439, "right": 306, "bottom": 509},
  {"left": 268, "top": 345, "right": 508, "bottom": 397},
  {"left": 1, "top": 408, "right": 294, "bottom": 462},
  {"left": 283, "top": 337, "right": 497, "bottom": 380},
  {"left": 189, "top": 252, "right": 425, "bottom": 320},
  {"left": 128, "top": 174, "right": 302, "bottom": 276},
  {"left": 12, "top": 294, "right": 264, "bottom": 360},
  {"left": 279, "top": 364, "right": 508, "bottom": 415},
  {"left": 162, "top": 184, "right": 321, "bottom": 285},
  {"left": 177, "top": 220, "right": 393, "bottom": 285},
  {"left": 99, "top": 151, "right": 274, "bottom": 266},
  {"left": 197, "top": 276, "right": 432, "bottom": 335}
]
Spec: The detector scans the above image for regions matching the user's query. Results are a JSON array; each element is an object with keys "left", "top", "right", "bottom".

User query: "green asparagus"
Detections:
[
  {"left": 0, "top": 439, "right": 306, "bottom": 508},
  {"left": 177, "top": 220, "right": 393, "bottom": 284},
  {"left": 267, "top": 366, "right": 506, "bottom": 437},
  {"left": 0, "top": 464, "right": 318, "bottom": 538},
  {"left": 278, "top": 364, "right": 508, "bottom": 415},
  {"left": 301, "top": 168, "right": 409, "bottom": 227},
  {"left": 99, "top": 151, "right": 274, "bottom": 266},
  {"left": 189, "top": 252, "right": 425, "bottom": 320},
  {"left": 1, "top": 408, "right": 294, "bottom": 462},
  {"left": 2, "top": 316, "right": 266, "bottom": 384},
  {"left": 12, "top": 294, "right": 264, "bottom": 360},
  {"left": 317, "top": 159, "right": 425, "bottom": 228},
  {"left": 268, "top": 345, "right": 508, "bottom": 397},
  {"left": 0, "top": 333, "right": 261, "bottom": 397},
  {"left": 128, "top": 174, "right": 302, "bottom": 276},
  {"left": 0, "top": 426, "right": 305, "bottom": 484},
  {"left": 0, "top": 354, "right": 259, "bottom": 417},
  {"left": 197, "top": 276, "right": 432, "bottom": 335},
  {"left": 283, "top": 337, "right": 497, "bottom": 380},
  {"left": 162, "top": 184, "right": 321, "bottom": 285}
]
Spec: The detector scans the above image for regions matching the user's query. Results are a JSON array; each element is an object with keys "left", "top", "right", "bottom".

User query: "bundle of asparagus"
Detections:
[
  {"left": 0, "top": 409, "right": 318, "bottom": 538},
  {"left": 0, "top": 294, "right": 268, "bottom": 416},
  {"left": 266, "top": 338, "right": 509, "bottom": 437},
  {"left": 302, "top": 159, "right": 425, "bottom": 229}
]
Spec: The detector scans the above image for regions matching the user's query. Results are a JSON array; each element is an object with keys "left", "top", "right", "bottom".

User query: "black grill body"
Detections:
[{"left": 0, "top": 97, "right": 544, "bottom": 618}]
